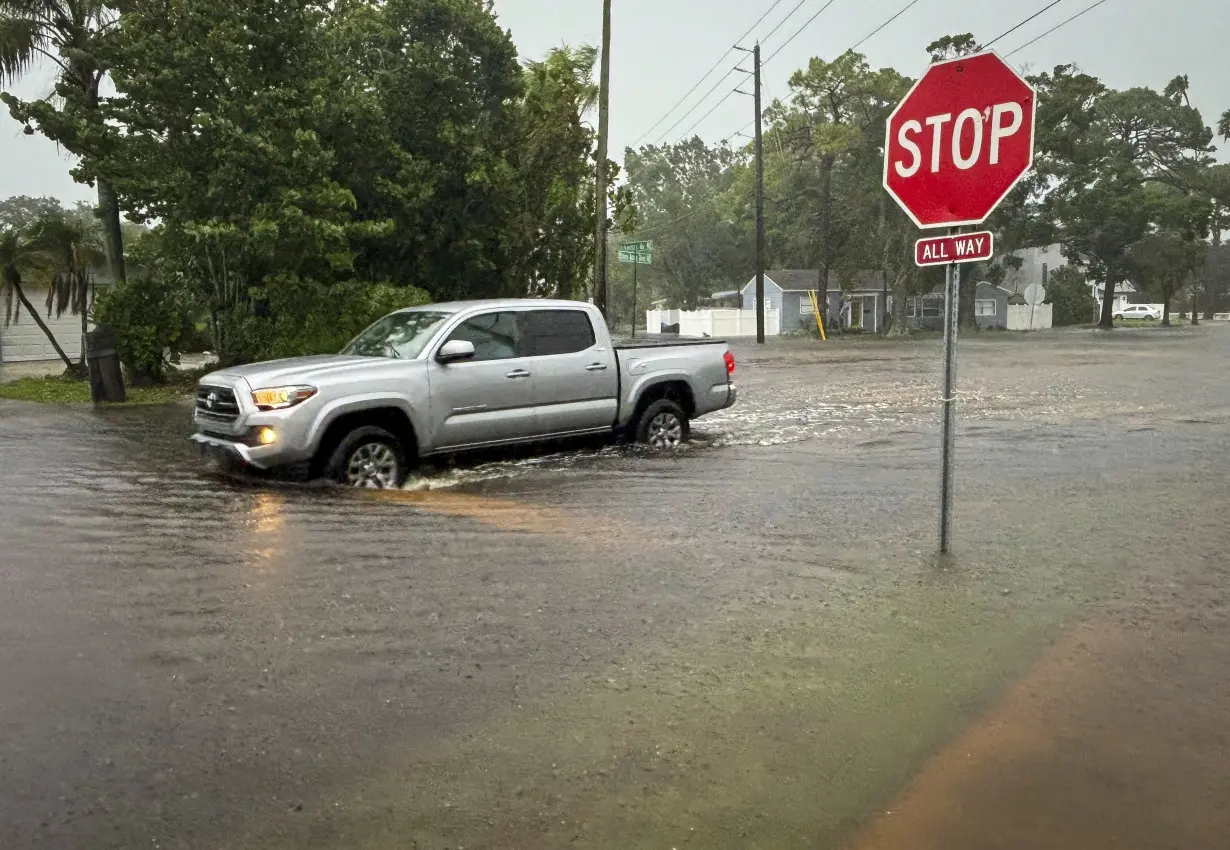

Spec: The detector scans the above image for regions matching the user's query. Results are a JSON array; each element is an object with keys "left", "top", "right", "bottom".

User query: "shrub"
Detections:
[{"left": 92, "top": 272, "right": 197, "bottom": 383}]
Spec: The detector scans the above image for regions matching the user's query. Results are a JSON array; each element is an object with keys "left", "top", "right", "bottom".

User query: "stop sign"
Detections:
[{"left": 883, "top": 51, "right": 1036, "bottom": 230}]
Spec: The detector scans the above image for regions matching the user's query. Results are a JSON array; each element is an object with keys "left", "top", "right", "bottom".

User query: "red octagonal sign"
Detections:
[{"left": 883, "top": 51, "right": 1036, "bottom": 230}]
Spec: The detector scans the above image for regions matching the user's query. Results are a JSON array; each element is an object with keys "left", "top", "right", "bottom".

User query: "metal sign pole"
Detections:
[
  {"left": 631, "top": 262, "right": 637, "bottom": 339},
  {"left": 939, "top": 226, "right": 960, "bottom": 553}
]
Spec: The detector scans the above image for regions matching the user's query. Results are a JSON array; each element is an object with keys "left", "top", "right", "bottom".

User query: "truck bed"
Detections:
[{"left": 611, "top": 336, "right": 727, "bottom": 350}]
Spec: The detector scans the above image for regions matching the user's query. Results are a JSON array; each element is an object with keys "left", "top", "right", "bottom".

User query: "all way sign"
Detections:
[{"left": 915, "top": 231, "right": 994, "bottom": 267}]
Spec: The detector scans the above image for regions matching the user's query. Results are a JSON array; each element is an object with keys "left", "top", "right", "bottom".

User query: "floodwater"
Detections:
[{"left": 2, "top": 326, "right": 1228, "bottom": 849}]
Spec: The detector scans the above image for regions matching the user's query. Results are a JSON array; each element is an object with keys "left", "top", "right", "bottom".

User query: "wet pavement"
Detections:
[{"left": 1, "top": 326, "right": 1228, "bottom": 849}]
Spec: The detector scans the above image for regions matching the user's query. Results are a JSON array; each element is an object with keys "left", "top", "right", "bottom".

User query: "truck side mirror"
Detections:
[{"left": 436, "top": 339, "right": 476, "bottom": 363}]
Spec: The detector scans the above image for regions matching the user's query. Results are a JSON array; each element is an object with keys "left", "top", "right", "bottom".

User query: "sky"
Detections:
[{"left": 2, "top": 0, "right": 1227, "bottom": 205}]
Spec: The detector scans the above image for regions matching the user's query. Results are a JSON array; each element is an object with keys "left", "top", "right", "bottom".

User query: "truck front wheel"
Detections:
[
  {"left": 326, "top": 426, "right": 409, "bottom": 489},
  {"left": 635, "top": 399, "right": 690, "bottom": 449}
]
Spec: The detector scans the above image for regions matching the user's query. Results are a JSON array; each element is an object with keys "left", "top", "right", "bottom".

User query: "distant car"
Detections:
[{"left": 1113, "top": 304, "right": 1161, "bottom": 321}]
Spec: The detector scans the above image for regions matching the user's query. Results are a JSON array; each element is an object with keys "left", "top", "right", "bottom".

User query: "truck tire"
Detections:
[
  {"left": 326, "top": 426, "right": 409, "bottom": 489},
  {"left": 634, "top": 399, "right": 690, "bottom": 449}
]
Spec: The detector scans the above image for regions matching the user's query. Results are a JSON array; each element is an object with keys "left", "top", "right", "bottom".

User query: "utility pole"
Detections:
[
  {"left": 736, "top": 44, "right": 766, "bottom": 344},
  {"left": 593, "top": 0, "right": 613, "bottom": 318}
]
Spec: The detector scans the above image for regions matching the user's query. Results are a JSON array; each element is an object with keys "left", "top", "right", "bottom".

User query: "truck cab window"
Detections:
[
  {"left": 446, "top": 312, "right": 523, "bottom": 361},
  {"left": 527, "top": 310, "right": 596, "bottom": 356}
]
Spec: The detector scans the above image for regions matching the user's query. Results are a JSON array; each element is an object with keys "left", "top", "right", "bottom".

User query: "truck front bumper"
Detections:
[{"left": 190, "top": 431, "right": 285, "bottom": 470}]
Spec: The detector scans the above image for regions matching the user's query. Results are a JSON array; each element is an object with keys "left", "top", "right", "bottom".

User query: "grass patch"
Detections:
[{"left": 0, "top": 375, "right": 192, "bottom": 405}]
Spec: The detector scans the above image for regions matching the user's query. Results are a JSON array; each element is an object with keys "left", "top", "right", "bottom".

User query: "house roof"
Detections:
[
  {"left": 741, "top": 269, "right": 888, "bottom": 294},
  {"left": 766, "top": 269, "right": 823, "bottom": 292}
]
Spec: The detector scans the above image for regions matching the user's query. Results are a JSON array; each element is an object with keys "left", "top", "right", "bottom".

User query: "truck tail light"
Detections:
[{"left": 724, "top": 350, "right": 736, "bottom": 375}]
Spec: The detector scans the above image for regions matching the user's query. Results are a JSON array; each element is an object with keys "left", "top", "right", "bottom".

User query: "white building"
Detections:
[{"left": 1, "top": 286, "right": 88, "bottom": 363}]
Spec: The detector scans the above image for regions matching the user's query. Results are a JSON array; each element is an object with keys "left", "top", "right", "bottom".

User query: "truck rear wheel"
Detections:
[
  {"left": 635, "top": 399, "right": 690, "bottom": 449},
  {"left": 326, "top": 426, "right": 409, "bottom": 489}
]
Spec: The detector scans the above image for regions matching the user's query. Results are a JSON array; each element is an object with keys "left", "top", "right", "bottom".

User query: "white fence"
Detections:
[
  {"left": 645, "top": 308, "right": 781, "bottom": 338},
  {"left": 1006, "top": 303, "right": 1053, "bottom": 331}
]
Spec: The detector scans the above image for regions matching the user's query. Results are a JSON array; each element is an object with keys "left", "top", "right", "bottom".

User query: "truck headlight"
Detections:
[{"left": 251, "top": 386, "right": 317, "bottom": 410}]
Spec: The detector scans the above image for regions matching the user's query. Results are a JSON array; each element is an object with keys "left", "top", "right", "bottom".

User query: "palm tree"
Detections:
[
  {"left": 28, "top": 213, "right": 106, "bottom": 368},
  {"left": 0, "top": 0, "right": 126, "bottom": 285},
  {"left": 0, "top": 227, "right": 77, "bottom": 369}
]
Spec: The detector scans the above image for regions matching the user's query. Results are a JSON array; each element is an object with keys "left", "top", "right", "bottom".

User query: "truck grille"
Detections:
[{"left": 196, "top": 385, "right": 241, "bottom": 422}]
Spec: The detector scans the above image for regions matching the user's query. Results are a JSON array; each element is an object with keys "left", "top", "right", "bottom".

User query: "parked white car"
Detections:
[{"left": 1113, "top": 304, "right": 1162, "bottom": 321}]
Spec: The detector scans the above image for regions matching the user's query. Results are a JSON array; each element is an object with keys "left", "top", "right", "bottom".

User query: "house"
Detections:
[
  {"left": 999, "top": 243, "right": 1068, "bottom": 298},
  {"left": 907, "top": 282, "right": 1015, "bottom": 330},
  {"left": 740, "top": 269, "right": 888, "bottom": 333},
  {"left": 1, "top": 286, "right": 87, "bottom": 364}
]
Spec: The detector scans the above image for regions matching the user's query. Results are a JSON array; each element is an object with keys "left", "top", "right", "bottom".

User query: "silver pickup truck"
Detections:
[{"left": 190, "top": 299, "right": 737, "bottom": 487}]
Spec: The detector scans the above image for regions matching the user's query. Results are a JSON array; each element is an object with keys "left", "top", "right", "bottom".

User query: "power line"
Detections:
[
  {"left": 982, "top": 0, "right": 1067, "bottom": 49},
  {"left": 658, "top": 0, "right": 849, "bottom": 146},
  {"left": 716, "top": 0, "right": 912, "bottom": 143},
  {"left": 725, "top": 0, "right": 1074, "bottom": 142},
  {"left": 851, "top": 0, "right": 924, "bottom": 51},
  {"left": 1004, "top": 0, "right": 1111, "bottom": 57},
  {"left": 759, "top": 0, "right": 813, "bottom": 47},
  {"left": 675, "top": 88, "right": 742, "bottom": 142},
  {"left": 657, "top": 69, "right": 743, "bottom": 144},
  {"left": 632, "top": 0, "right": 795, "bottom": 146},
  {"left": 764, "top": 0, "right": 841, "bottom": 65}
]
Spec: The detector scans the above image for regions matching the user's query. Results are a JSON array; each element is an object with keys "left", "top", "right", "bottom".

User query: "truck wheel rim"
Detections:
[
  {"left": 346, "top": 443, "right": 399, "bottom": 488},
  {"left": 648, "top": 412, "right": 683, "bottom": 448}
]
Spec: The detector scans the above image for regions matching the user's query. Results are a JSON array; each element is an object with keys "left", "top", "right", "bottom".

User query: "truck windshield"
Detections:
[{"left": 342, "top": 310, "right": 454, "bottom": 360}]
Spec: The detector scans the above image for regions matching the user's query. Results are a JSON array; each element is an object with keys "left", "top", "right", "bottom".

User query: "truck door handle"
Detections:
[
  {"left": 585, "top": 363, "right": 608, "bottom": 371},
  {"left": 505, "top": 369, "right": 531, "bottom": 379}
]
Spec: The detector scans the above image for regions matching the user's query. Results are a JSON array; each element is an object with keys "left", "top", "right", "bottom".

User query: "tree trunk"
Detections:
[
  {"left": 80, "top": 305, "right": 88, "bottom": 368},
  {"left": 887, "top": 272, "right": 910, "bottom": 337},
  {"left": 1098, "top": 275, "right": 1117, "bottom": 328},
  {"left": 12, "top": 281, "right": 75, "bottom": 370},
  {"left": 817, "top": 154, "right": 834, "bottom": 329},
  {"left": 1206, "top": 211, "right": 1221, "bottom": 321},
  {"left": 96, "top": 179, "right": 127, "bottom": 286},
  {"left": 1162, "top": 294, "right": 1171, "bottom": 326}
]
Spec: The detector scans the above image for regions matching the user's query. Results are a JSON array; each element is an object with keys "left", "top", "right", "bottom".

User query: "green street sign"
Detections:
[{"left": 618, "top": 240, "right": 653, "bottom": 265}]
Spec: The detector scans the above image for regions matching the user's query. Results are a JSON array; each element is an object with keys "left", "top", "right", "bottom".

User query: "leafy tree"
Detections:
[
  {"left": 1196, "top": 242, "right": 1230, "bottom": 314},
  {"left": 1128, "top": 233, "right": 1203, "bottom": 325},
  {"left": 1031, "top": 67, "right": 1214, "bottom": 328},
  {"left": 926, "top": 33, "right": 980, "bottom": 62},
  {"left": 82, "top": 0, "right": 403, "bottom": 362},
  {"left": 506, "top": 45, "right": 603, "bottom": 298},
  {"left": 622, "top": 138, "right": 749, "bottom": 308},
  {"left": 0, "top": 194, "right": 64, "bottom": 232},
  {"left": 0, "top": 0, "right": 127, "bottom": 285},
  {"left": 772, "top": 50, "right": 911, "bottom": 304}
]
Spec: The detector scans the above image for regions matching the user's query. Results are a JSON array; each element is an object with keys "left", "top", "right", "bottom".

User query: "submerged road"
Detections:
[{"left": 2, "top": 326, "right": 1228, "bottom": 849}]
